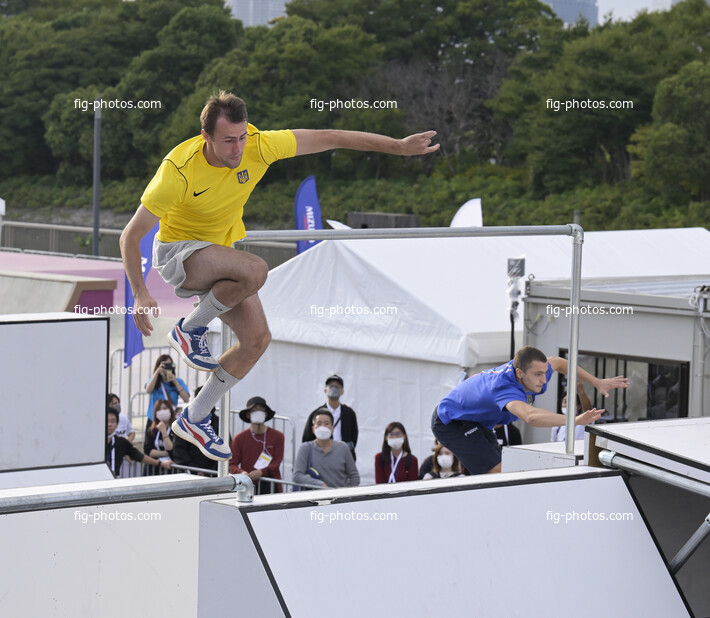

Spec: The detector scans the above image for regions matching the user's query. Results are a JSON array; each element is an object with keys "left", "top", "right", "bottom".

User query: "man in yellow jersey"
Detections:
[{"left": 120, "top": 91, "right": 439, "bottom": 461}]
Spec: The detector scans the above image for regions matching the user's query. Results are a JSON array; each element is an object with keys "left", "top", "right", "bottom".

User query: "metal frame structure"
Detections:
[
  {"left": 599, "top": 450, "right": 710, "bottom": 574},
  {"left": 0, "top": 474, "right": 254, "bottom": 515},
  {"left": 221, "top": 224, "right": 585, "bottom": 467}
]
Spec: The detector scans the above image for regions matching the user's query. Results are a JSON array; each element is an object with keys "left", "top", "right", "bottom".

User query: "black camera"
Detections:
[{"left": 162, "top": 363, "right": 175, "bottom": 372}]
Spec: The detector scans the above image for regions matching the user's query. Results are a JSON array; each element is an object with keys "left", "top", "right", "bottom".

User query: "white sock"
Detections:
[
  {"left": 182, "top": 289, "right": 231, "bottom": 332},
  {"left": 187, "top": 366, "right": 239, "bottom": 422}
]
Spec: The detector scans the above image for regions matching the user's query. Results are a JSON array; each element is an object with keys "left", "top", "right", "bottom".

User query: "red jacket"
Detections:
[
  {"left": 374, "top": 451, "right": 419, "bottom": 484},
  {"left": 229, "top": 427, "right": 284, "bottom": 480}
]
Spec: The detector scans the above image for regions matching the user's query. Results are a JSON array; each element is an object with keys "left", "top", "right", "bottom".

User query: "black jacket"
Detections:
[{"left": 302, "top": 403, "right": 359, "bottom": 459}]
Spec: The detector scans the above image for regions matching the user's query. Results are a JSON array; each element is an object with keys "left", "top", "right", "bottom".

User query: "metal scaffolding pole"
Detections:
[
  {"left": 0, "top": 474, "right": 254, "bottom": 515},
  {"left": 599, "top": 450, "right": 710, "bottom": 575}
]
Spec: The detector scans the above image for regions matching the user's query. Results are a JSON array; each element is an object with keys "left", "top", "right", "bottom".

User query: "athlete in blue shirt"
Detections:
[{"left": 432, "top": 346, "right": 629, "bottom": 475}]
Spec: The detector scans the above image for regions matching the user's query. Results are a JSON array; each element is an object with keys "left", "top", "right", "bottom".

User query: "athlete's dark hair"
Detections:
[
  {"left": 107, "top": 407, "right": 119, "bottom": 421},
  {"left": 512, "top": 346, "right": 548, "bottom": 373},
  {"left": 201, "top": 91, "right": 247, "bottom": 136}
]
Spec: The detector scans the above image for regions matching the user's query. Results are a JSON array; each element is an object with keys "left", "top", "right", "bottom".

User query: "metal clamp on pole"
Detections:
[{"left": 231, "top": 474, "right": 254, "bottom": 503}]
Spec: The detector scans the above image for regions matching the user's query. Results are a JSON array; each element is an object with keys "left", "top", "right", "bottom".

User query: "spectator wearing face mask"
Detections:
[
  {"left": 374, "top": 422, "right": 419, "bottom": 484},
  {"left": 302, "top": 375, "right": 359, "bottom": 461},
  {"left": 229, "top": 397, "right": 284, "bottom": 494},
  {"left": 143, "top": 399, "right": 176, "bottom": 472},
  {"left": 145, "top": 354, "right": 190, "bottom": 423},
  {"left": 107, "top": 393, "right": 136, "bottom": 443},
  {"left": 422, "top": 444, "right": 464, "bottom": 480},
  {"left": 294, "top": 408, "right": 359, "bottom": 489}
]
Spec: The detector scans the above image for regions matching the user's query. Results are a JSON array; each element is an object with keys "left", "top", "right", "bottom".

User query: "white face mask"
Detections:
[
  {"left": 387, "top": 437, "right": 404, "bottom": 451},
  {"left": 156, "top": 409, "right": 171, "bottom": 422},
  {"left": 437, "top": 454, "right": 454, "bottom": 469},
  {"left": 250, "top": 410, "right": 267, "bottom": 424},
  {"left": 314, "top": 426, "right": 332, "bottom": 440}
]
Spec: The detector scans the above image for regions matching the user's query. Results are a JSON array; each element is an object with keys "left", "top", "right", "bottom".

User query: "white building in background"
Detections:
[
  {"left": 548, "top": 0, "right": 598, "bottom": 26},
  {"left": 227, "top": 0, "right": 288, "bottom": 27}
]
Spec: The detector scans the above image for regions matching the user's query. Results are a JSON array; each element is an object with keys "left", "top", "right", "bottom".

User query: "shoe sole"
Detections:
[
  {"left": 167, "top": 330, "right": 219, "bottom": 372},
  {"left": 172, "top": 418, "right": 231, "bottom": 462}
]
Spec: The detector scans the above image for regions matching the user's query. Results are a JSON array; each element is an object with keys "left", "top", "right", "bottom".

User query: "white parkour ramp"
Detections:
[{"left": 198, "top": 467, "right": 690, "bottom": 618}]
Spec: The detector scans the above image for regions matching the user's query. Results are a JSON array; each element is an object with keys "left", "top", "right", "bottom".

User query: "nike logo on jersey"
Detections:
[{"left": 193, "top": 188, "right": 210, "bottom": 196}]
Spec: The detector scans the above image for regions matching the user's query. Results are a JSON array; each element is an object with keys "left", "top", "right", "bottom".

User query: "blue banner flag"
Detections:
[
  {"left": 123, "top": 222, "right": 160, "bottom": 367},
  {"left": 294, "top": 176, "right": 323, "bottom": 255}
]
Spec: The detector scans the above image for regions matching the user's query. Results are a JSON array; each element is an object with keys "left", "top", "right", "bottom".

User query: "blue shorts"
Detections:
[{"left": 431, "top": 408, "right": 502, "bottom": 475}]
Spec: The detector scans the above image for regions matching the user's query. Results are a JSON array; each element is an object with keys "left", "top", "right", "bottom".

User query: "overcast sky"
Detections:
[{"left": 596, "top": 0, "right": 673, "bottom": 22}]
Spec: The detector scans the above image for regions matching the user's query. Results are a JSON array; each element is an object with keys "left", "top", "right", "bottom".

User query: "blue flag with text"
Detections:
[{"left": 294, "top": 176, "right": 323, "bottom": 255}]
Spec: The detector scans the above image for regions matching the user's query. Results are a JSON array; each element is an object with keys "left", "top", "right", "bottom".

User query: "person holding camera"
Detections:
[{"left": 145, "top": 354, "right": 190, "bottom": 424}]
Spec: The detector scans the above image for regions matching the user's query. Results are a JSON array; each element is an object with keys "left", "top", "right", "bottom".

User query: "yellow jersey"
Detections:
[{"left": 141, "top": 124, "right": 297, "bottom": 246}]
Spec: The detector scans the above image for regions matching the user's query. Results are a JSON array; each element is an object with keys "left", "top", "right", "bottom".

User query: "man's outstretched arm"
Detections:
[
  {"left": 507, "top": 401, "right": 603, "bottom": 428},
  {"left": 292, "top": 129, "right": 440, "bottom": 157},
  {"left": 547, "top": 356, "right": 630, "bottom": 398}
]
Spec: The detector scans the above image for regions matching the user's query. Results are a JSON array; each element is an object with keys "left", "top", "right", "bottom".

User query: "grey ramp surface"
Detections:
[{"left": 246, "top": 474, "right": 689, "bottom": 618}]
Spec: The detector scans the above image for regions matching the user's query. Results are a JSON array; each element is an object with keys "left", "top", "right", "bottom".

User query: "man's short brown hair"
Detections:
[
  {"left": 200, "top": 91, "right": 247, "bottom": 136},
  {"left": 512, "top": 346, "right": 548, "bottom": 373}
]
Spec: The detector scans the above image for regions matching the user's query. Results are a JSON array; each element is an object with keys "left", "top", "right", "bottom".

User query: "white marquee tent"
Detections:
[{"left": 234, "top": 227, "right": 710, "bottom": 484}]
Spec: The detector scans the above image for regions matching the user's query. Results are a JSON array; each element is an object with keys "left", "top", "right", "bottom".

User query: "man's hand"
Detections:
[
  {"left": 133, "top": 292, "right": 159, "bottom": 337},
  {"left": 400, "top": 130, "right": 440, "bottom": 156},
  {"left": 160, "top": 460, "right": 172, "bottom": 470},
  {"left": 575, "top": 408, "right": 604, "bottom": 425},
  {"left": 595, "top": 376, "right": 630, "bottom": 398},
  {"left": 248, "top": 469, "right": 263, "bottom": 483}
]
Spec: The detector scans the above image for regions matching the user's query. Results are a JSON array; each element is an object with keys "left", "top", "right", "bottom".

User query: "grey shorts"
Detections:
[{"left": 152, "top": 238, "right": 213, "bottom": 299}]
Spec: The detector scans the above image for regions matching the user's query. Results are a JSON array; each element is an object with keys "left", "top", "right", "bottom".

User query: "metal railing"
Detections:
[
  {"left": 232, "top": 224, "right": 585, "bottom": 457},
  {"left": 0, "top": 221, "right": 296, "bottom": 267},
  {"left": 0, "top": 474, "right": 254, "bottom": 514},
  {"left": 599, "top": 450, "right": 710, "bottom": 574}
]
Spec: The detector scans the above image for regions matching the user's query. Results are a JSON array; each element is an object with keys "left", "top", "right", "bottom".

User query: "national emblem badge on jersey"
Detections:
[{"left": 237, "top": 170, "right": 249, "bottom": 184}]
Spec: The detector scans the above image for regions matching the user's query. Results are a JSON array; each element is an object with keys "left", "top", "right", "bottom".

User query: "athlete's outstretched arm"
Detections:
[
  {"left": 119, "top": 205, "right": 160, "bottom": 336},
  {"left": 292, "top": 129, "right": 440, "bottom": 157},
  {"left": 547, "top": 356, "right": 629, "bottom": 398},
  {"left": 506, "top": 401, "right": 603, "bottom": 428}
]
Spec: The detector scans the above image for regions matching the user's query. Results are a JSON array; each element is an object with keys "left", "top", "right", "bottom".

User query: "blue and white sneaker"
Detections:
[
  {"left": 168, "top": 318, "right": 219, "bottom": 371},
  {"left": 172, "top": 408, "right": 231, "bottom": 461}
]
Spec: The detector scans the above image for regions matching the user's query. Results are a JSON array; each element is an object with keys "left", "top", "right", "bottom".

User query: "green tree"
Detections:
[
  {"left": 630, "top": 60, "right": 710, "bottom": 202},
  {"left": 492, "top": 0, "right": 710, "bottom": 195}
]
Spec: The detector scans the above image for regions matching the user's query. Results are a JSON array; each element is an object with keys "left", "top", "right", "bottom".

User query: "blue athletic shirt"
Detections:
[{"left": 437, "top": 361, "right": 554, "bottom": 429}]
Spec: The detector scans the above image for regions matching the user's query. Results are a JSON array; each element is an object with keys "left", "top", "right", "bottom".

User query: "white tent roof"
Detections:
[{"left": 259, "top": 227, "right": 710, "bottom": 367}]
